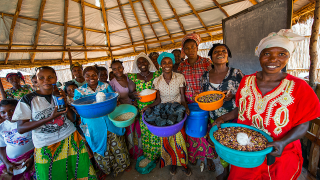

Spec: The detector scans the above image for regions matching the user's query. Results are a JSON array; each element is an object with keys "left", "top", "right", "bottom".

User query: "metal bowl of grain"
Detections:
[{"left": 108, "top": 104, "right": 138, "bottom": 127}]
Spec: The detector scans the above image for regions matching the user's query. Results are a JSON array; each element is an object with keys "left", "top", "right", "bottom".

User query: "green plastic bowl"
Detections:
[{"left": 108, "top": 104, "right": 138, "bottom": 128}]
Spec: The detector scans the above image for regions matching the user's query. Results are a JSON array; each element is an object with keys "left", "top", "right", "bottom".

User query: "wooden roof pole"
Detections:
[
  {"left": 212, "top": 0, "right": 230, "bottom": 17},
  {"left": 166, "top": 0, "right": 186, "bottom": 34},
  {"left": 150, "top": 0, "right": 174, "bottom": 43},
  {"left": 80, "top": 0, "right": 88, "bottom": 60},
  {"left": 309, "top": 0, "right": 320, "bottom": 90},
  {"left": 100, "top": 0, "right": 113, "bottom": 60},
  {"left": 185, "top": 0, "right": 212, "bottom": 37},
  {"left": 248, "top": 0, "right": 258, "bottom": 5},
  {"left": 62, "top": 0, "right": 69, "bottom": 62},
  {"left": 5, "top": 0, "right": 23, "bottom": 64},
  {"left": 30, "top": 0, "right": 47, "bottom": 63},
  {"left": 128, "top": 0, "right": 148, "bottom": 53},
  {"left": 116, "top": 0, "right": 136, "bottom": 53},
  {"left": 293, "top": 0, "right": 299, "bottom": 3},
  {"left": 292, "top": 2, "right": 315, "bottom": 21},
  {"left": 68, "top": 48, "right": 75, "bottom": 79},
  {"left": 139, "top": 0, "right": 162, "bottom": 48}
]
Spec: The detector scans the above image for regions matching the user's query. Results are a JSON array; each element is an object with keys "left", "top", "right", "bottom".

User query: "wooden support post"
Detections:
[
  {"left": 129, "top": 0, "right": 147, "bottom": 52},
  {"left": 308, "top": 119, "right": 320, "bottom": 177},
  {"left": 0, "top": 78, "right": 7, "bottom": 100},
  {"left": 139, "top": 0, "right": 162, "bottom": 48},
  {"left": 150, "top": 0, "right": 174, "bottom": 43},
  {"left": 30, "top": 0, "right": 47, "bottom": 63},
  {"left": 62, "top": 0, "right": 69, "bottom": 62},
  {"left": 212, "top": 0, "right": 230, "bottom": 17},
  {"left": 116, "top": 0, "right": 136, "bottom": 53},
  {"left": 100, "top": 0, "right": 113, "bottom": 60},
  {"left": 68, "top": 48, "right": 75, "bottom": 79},
  {"left": 309, "top": 0, "right": 320, "bottom": 89},
  {"left": 80, "top": 0, "right": 87, "bottom": 60},
  {"left": 5, "top": 0, "right": 23, "bottom": 64},
  {"left": 166, "top": 0, "right": 186, "bottom": 34}
]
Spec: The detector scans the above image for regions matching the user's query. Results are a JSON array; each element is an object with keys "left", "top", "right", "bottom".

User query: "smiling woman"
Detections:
[{"left": 2, "top": 72, "right": 33, "bottom": 100}]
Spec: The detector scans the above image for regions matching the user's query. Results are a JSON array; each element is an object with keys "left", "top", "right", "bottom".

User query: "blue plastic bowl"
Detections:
[
  {"left": 209, "top": 123, "right": 273, "bottom": 168},
  {"left": 142, "top": 113, "right": 187, "bottom": 137},
  {"left": 71, "top": 93, "right": 118, "bottom": 119},
  {"left": 108, "top": 104, "right": 138, "bottom": 128}
]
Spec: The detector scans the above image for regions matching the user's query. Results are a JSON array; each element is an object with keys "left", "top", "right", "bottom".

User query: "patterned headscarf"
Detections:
[
  {"left": 255, "top": 29, "right": 305, "bottom": 57},
  {"left": 157, "top": 52, "right": 175, "bottom": 65},
  {"left": 70, "top": 62, "right": 83, "bottom": 71},
  {"left": 131, "top": 53, "right": 157, "bottom": 73},
  {"left": 6, "top": 72, "right": 25, "bottom": 84},
  {"left": 181, "top": 33, "right": 201, "bottom": 57}
]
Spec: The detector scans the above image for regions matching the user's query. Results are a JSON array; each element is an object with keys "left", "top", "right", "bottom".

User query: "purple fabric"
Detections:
[
  {"left": 0, "top": 149, "right": 35, "bottom": 180},
  {"left": 109, "top": 76, "right": 132, "bottom": 104}
]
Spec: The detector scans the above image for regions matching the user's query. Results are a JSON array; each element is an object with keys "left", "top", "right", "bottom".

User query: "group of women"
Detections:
[{"left": 0, "top": 29, "right": 318, "bottom": 180}]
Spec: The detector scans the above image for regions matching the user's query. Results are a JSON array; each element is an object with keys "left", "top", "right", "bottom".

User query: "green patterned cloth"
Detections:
[
  {"left": 127, "top": 69, "right": 162, "bottom": 161},
  {"left": 5, "top": 85, "right": 33, "bottom": 100}
]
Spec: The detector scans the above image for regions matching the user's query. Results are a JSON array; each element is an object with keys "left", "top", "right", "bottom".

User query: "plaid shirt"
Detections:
[{"left": 178, "top": 56, "right": 212, "bottom": 102}]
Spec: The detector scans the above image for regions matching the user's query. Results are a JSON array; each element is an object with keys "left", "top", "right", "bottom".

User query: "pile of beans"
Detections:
[
  {"left": 213, "top": 127, "right": 268, "bottom": 152},
  {"left": 198, "top": 94, "right": 223, "bottom": 103}
]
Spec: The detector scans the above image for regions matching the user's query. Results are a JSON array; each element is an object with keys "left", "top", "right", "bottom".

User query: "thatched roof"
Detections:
[{"left": 0, "top": 0, "right": 315, "bottom": 69}]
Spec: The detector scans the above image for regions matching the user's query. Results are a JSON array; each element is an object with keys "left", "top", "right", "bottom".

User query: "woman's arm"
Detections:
[
  {"left": 128, "top": 79, "right": 140, "bottom": 100},
  {"left": 17, "top": 106, "right": 68, "bottom": 134},
  {"left": 267, "top": 122, "right": 309, "bottom": 157},
  {"left": 211, "top": 107, "right": 238, "bottom": 128},
  {"left": 180, "top": 87, "right": 190, "bottom": 115},
  {"left": 0, "top": 147, "right": 16, "bottom": 174},
  {"left": 141, "top": 91, "right": 161, "bottom": 113}
]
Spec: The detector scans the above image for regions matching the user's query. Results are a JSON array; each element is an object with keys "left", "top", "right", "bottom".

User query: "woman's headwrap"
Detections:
[
  {"left": 131, "top": 53, "right": 157, "bottom": 73},
  {"left": 255, "top": 29, "right": 305, "bottom": 57},
  {"left": 6, "top": 72, "right": 25, "bottom": 84},
  {"left": 208, "top": 43, "right": 232, "bottom": 60},
  {"left": 181, "top": 33, "right": 201, "bottom": 57},
  {"left": 70, "top": 62, "right": 83, "bottom": 71},
  {"left": 157, "top": 52, "right": 175, "bottom": 65}
]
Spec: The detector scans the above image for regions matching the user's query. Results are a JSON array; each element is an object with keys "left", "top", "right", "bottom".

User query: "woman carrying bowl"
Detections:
[
  {"left": 213, "top": 29, "right": 320, "bottom": 180},
  {"left": 73, "top": 66, "right": 130, "bottom": 178},
  {"left": 109, "top": 60, "right": 143, "bottom": 160},
  {"left": 177, "top": 33, "right": 216, "bottom": 170},
  {"left": 128, "top": 53, "right": 162, "bottom": 162},
  {"left": 142, "top": 52, "right": 191, "bottom": 176},
  {"left": 201, "top": 43, "right": 244, "bottom": 178}
]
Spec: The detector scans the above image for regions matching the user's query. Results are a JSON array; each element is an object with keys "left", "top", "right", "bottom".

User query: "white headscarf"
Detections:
[
  {"left": 131, "top": 53, "right": 158, "bottom": 73},
  {"left": 255, "top": 29, "right": 305, "bottom": 57}
]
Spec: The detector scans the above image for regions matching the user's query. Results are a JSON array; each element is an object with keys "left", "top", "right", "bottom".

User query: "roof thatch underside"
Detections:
[{"left": 0, "top": 0, "right": 315, "bottom": 69}]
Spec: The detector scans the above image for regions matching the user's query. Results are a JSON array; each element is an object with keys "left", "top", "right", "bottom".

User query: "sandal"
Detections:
[
  {"left": 170, "top": 165, "right": 177, "bottom": 175},
  {"left": 207, "top": 159, "right": 216, "bottom": 172},
  {"left": 181, "top": 167, "right": 192, "bottom": 176}
]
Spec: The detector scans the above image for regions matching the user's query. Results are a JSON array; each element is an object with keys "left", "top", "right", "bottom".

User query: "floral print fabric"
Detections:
[{"left": 5, "top": 85, "right": 33, "bottom": 100}]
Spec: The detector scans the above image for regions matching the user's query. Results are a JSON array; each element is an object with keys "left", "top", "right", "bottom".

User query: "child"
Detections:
[
  {"left": 12, "top": 66, "right": 97, "bottom": 180},
  {"left": 0, "top": 99, "right": 35, "bottom": 180},
  {"left": 31, "top": 75, "right": 38, "bottom": 91},
  {"left": 109, "top": 71, "right": 115, "bottom": 81},
  {"left": 64, "top": 81, "right": 78, "bottom": 105},
  {"left": 95, "top": 65, "right": 109, "bottom": 83}
]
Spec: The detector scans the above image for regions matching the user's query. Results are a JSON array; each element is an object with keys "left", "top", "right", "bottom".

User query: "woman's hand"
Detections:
[
  {"left": 185, "top": 107, "right": 190, "bottom": 115},
  {"left": 59, "top": 89, "right": 67, "bottom": 104},
  {"left": 49, "top": 106, "right": 68, "bottom": 120},
  {"left": 223, "top": 90, "right": 234, "bottom": 101},
  {"left": 23, "top": 156, "right": 34, "bottom": 171},
  {"left": 211, "top": 117, "right": 225, "bottom": 128},
  {"left": 141, "top": 105, "right": 150, "bottom": 113},
  {"left": 132, "top": 91, "right": 141, "bottom": 100},
  {"left": 267, "top": 141, "right": 286, "bottom": 157},
  {"left": 4, "top": 162, "right": 18, "bottom": 175}
]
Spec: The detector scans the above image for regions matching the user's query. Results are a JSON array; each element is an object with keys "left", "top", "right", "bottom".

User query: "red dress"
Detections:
[{"left": 229, "top": 73, "right": 320, "bottom": 180}]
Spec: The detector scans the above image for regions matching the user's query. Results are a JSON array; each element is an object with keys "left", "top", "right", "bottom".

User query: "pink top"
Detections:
[{"left": 109, "top": 75, "right": 132, "bottom": 105}]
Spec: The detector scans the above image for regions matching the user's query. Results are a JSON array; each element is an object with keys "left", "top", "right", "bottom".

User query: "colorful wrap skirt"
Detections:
[{"left": 34, "top": 131, "right": 97, "bottom": 180}]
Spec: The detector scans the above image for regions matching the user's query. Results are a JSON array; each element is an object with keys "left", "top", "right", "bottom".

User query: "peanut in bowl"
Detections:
[{"left": 195, "top": 91, "right": 225, "bottom": 111}]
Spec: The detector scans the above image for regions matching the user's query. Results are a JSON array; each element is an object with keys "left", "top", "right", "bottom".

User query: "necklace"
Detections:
[{"left": 139, "top": 72, "right": 151, "bottom": 81}]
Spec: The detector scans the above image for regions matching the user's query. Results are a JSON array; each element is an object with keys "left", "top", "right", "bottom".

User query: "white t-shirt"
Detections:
[
  {"left": 12, "top": 92, "right": 76, "bottom": 148},
  {"left": 0, "top": 121, "right": 34, "bottom": 159}
]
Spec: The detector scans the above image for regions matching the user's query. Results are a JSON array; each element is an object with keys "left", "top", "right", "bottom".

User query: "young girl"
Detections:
[
  {"left": 64, "top": 81, "right": 78, "bottom": 105},
  {"left": 1, "top": 72, "right": 33, "bottom": 100},
  {"left": 95, "top": 65, "right": 109, "bottom": 83},
  {"left": 31, "top": 75, "right": 38, "bottom": 91},
  {"left": 74, "top": 66, "right": 130, "bottom": 178},
  {"left": 142, "top": 52, "right": 191, "bottom": 176},
  {"left": 0, "top": 99, "right": 35, "bottom": 180},
  {"left": 71, "top": 62, "right": 87, "bottom": 87},
  {"left": 12, "top": 66, "right": 97, "bottom": 180}
]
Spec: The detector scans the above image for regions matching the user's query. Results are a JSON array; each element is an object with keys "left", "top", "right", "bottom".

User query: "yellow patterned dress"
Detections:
[{"left": 128, "top": 70, "right": 162, "bottom": 161}]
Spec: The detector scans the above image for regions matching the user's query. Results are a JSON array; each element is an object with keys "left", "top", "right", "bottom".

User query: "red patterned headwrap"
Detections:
[
  {"left": 6, "top": 72, "right": 25, "bottom": 84},
  {"left": 181, "top": 33, "right": 201, "bottom": 58}
]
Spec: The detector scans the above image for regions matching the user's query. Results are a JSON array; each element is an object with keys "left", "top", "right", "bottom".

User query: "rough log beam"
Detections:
[
  {"left": 166, "top": 0, "right": 186, "bottom": 34},
  {"left": 185, "top": 0, "right": 212, "bottom": 38},
  {"left": 5, "top": 0, "right": 23, "bottom": 64},
  {"left": 309, "top": 0, "right": 320, "bottom": 89},
  {"left": 294, "top": 0, "right": 299, "bottom": 3},
  {"left": 129, "top": 0, "right": 147, "bottom": 53},
  {"left": 248, "top": 0, "right": 258, "bottom": 5},
  {"left": 100, "top": 0, "right": 113, "bottom": 60},
  {"left": 212, "top": 0, "right": 230, "bottom": 17},
  {"left": 80, "top": 0, "right": 87, "bottom": 60},
  {"left": 116, "top": 0, "right": 135, "bottom": 53},
  {"left": 150, "top": 0, "right": 174, "bottom": 43},
  {"left": 0, "top": 34, "right": 223, "bottom": 70},
  {"left": 30, "top": 0, "right": 47, "bottom": 63},
  {"left": 292, "top": 2, "right": 315, "bottom": 21},
  {"left": 62, "top": 0, "right": 69, "bottom": 62}
]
